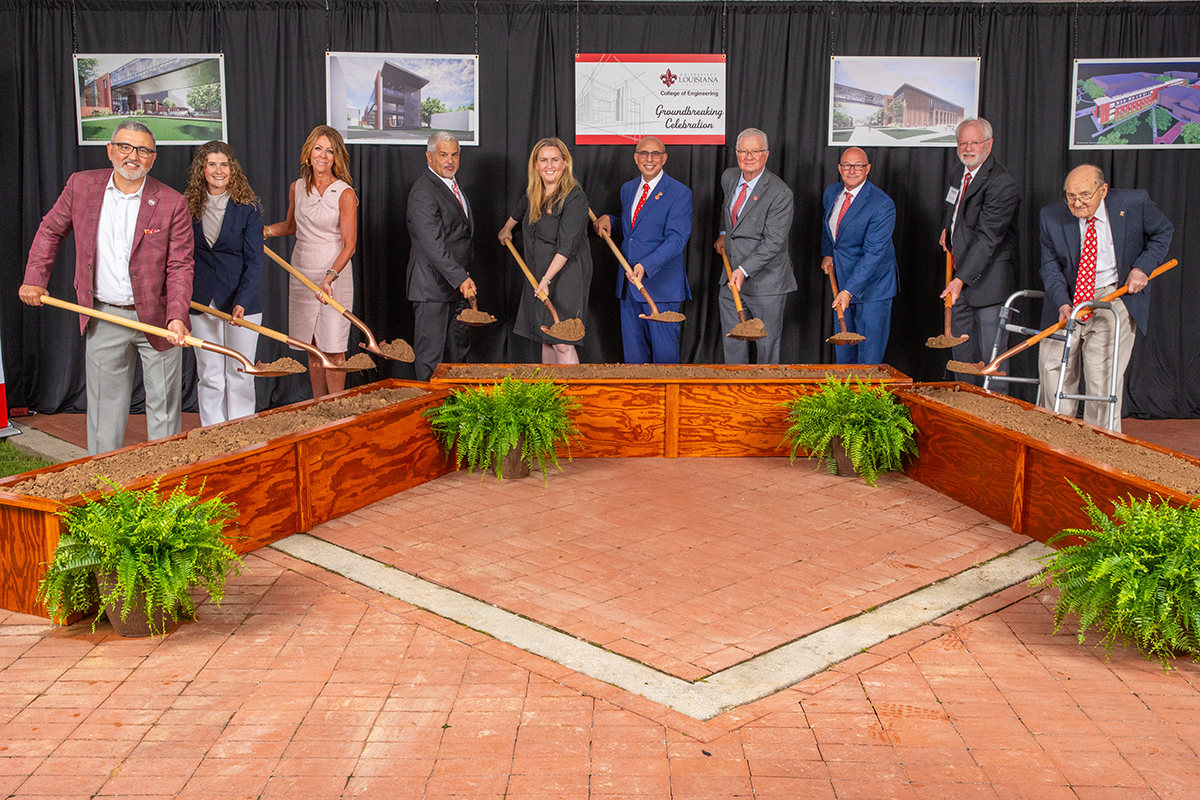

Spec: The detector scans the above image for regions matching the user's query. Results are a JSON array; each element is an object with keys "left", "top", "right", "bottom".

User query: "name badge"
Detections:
[{"left": 945, "top": 186, "right": 960, "bottom": 204}]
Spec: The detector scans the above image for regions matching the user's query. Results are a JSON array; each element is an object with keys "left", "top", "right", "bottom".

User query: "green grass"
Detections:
[
  {"left": 81, "top": 117, "right": 224, "bottom": 142},
  {"left": 924, "top": 134, "right": 958, "bottom": 143},
  {"left": 0, "top": 439, "right": 52, "bottom": 478},
  {"left": 832, "top": 130, "right": 853, "bottom": 142},
  {"left": 878, "top": 128, "right": 937, "bottom": 140}
]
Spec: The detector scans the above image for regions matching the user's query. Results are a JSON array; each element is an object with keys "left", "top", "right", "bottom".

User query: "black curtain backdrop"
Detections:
[{"left": 3, "top": 1, "right": 1198, "bottom": 418}]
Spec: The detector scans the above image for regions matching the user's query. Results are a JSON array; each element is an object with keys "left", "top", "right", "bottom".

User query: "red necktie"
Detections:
[
  {"left": 834, "top": 191, "right": 853, "bottom": 239},
  {"left": 730, "top": 182, "right": 748, "bottom": 228},
  {"left": 451, "top": 181, "right": 467, "bottom": 215},
  {"left": 1073, "top": 217, "right": 1098, "bottom": 321},
  {"left": 631, "top": 183, "right": 650, "bottom": 226}
]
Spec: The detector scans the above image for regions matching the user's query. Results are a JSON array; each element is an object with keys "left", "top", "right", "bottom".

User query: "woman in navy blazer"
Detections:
[{"left": 185, "top": 141, "right": 264, "bottom": 425}]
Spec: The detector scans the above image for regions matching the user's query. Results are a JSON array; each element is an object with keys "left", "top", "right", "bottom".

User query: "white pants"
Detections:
[
  {"left": 1038, "top": 289, "right": 1135, "bottom": 432},
  {"left": 189, "top": 311, "right": 261, "bottom": 426},
  {"left": 86, "top": 302, "right": 182, "bottom": 455}
]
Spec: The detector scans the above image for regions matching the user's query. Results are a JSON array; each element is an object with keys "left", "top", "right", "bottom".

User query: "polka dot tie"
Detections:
[
  {"left": 834, "top": 191, "right": 853, "bottom": 239},
  {"left": 1073, "top": 217, "right": 1098, "bottom": 321},
  {"left": 632, "top": 183, "right": 650, "bottom": 226}
]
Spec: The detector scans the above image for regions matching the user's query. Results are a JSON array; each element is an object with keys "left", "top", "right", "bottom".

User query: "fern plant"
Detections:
[
  {"left": 424, "top": 376, "right": 581, "bottom": 481},
  {"left": 781, "top": 377, "right": 917, "bottom": 486},
  {"left": 38, "top": 478, "right": 243, "bottom": 635},
  {"left": 1032, "top": 485, "right": 1200, "bottom": 670}
]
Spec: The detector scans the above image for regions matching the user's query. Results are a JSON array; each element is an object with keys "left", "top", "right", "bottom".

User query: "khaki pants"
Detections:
[{"left": 1037, "top": 287, "right": 1135, "bottom": 431}]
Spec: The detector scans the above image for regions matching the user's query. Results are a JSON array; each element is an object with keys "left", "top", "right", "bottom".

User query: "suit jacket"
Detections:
[
  {"left": 190, "top": 200, "right": 263, "bottom": 316},
  {"left": 607, "top": 172, "right": 692, "bottom": 303},
  {"left": 406, "top": 169, "right": 473, "bottom": 303},
  {"left": 940, "top": 155, "right": 1020, "bottom": 308},
  {"left": 23, "top": 169, "right": 194, "bottom": 351},
  {"left": 820, "top": 180, "right": 898, "bottom": 304},
  {"left": 1038, "top": 189, "right": 1173, "bottom": 333},
  {"left": 719, "top": 167, "right": 797, "bottom": 297}
]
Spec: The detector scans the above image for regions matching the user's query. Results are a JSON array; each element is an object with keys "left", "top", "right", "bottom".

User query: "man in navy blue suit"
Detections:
[
  {"left": 593, "top": 136, "right": 692, "bottom": 363},
  {"left": 819, "top": 147, "right": 898, "bottom": 364},
  {"left": 1037, "top": 164, "right": 1173, "bottom": 431}
]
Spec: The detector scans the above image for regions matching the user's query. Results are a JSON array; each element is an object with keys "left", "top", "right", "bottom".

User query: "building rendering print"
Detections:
[
  {"left": 828, "top": 56, "right": 979, "bottom": 147},
  {"left": 1071, "top": 59, "right": 1200, "bottom": 149},
  {"left": 75, "top": 55, "right": 227, "bottom": 145}
]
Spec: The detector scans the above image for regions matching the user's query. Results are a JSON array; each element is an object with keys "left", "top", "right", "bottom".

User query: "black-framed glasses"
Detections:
[
  {"left": 635, "top": 150, "right": 666, "bottom": 159},
  {"left": 839, "top": 163, "right": 869, "bottom": 171},
  {"left": 1065, "top": 187, "right": 1104, "bottom": 205},
  {"left": 112, "top": 142, "right": 156, "bottom": 157}
]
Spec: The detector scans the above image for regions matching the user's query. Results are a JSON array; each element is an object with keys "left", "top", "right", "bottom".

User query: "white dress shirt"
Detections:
[
  {"left": 950, "top": 164, "right": 981, "bottom": 236},
  {"left": 630, "top": 171, "right": 665, "bottom": 221},
  {"left": 94, "top": 174, "right": 144, "bottom": 305},
  {"left": 827, "top": 181, "right": 866, "bottom": 242},
  {"left": 432, "top": 168, "right": 469, "bottom": 218},
  {"left": 1082, "top": 199, "right": 1118, "bottom": 289}
]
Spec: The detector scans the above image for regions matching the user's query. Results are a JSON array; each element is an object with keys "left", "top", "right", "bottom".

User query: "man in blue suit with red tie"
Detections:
[
  {"left": 593, "top": 137, "right": 692, "bottom": 363},
  {"left": 820, "top": 147, "right": 898, "bottom": 364}
]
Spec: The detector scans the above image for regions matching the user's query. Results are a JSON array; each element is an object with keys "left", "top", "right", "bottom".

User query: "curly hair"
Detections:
[
  {"left": 525, "top": 137, "right": 577, "bottom": 225},
  {"left": 185, "top": 141, "right": 259, "bottom": 219},
  {"left": 300, "top": 125, "right": 353, "bottom": 195}
]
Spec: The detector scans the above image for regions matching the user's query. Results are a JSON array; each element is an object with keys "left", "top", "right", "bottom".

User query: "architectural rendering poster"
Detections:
[
  {"left": 1071, "top": 59, "right": 1200, "bottom": 149},
  {"left": 575, "top": 54, "right": 726, "bottom": 144},
  {"left": 74, "top": 54, "right": 227, "bottom": 145},
  {"left": 327, "top": 52, "right": 479, "bottom": 145},
  {"left": 828, "top": 56, "right": 980, "bottom": 147}
]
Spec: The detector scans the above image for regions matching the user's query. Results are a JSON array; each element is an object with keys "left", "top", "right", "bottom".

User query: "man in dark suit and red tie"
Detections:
[
  {"left": 820, "top": 147, "right": 898, "bottom": 364},
  {"left": 939, "top": 117, "right": 1020, "bottom": 387},
  {"left": 406, "top": 131, "right": 477, "bottom": 381},
  {"left": 593, "top": 136, "right": 693, "bottom": 363},
  {"left": 20, "top": 120, "right": 193, "bottom": 455},
  {"left": 1037, "top": 164, "right": 1173, "bottom": 432}
]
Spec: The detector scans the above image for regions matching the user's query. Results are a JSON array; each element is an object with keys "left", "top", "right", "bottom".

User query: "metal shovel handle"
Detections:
[{"left": 189, "top": 301, "right": 342, "bottom": 370}]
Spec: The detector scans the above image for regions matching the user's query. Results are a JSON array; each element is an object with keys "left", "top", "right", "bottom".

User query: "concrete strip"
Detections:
[
  {"left": 8, "top": 421, "right": 87, "bottom": 464},
  {"left": 272, "top": 534, "right": 1052, "bottom": 721}
]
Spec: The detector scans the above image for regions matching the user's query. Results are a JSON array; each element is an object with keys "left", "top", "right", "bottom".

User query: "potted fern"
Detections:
[
  {"left": 1033, "top": 486, "right": 1200, "bottom": 670},
  {"left": 781, "top": 377, "right": 917, "bottom": 486},
  {"left": 38, "top": 478, "right": 243, "bottom": 637},
  {"left": 424, "top": 376, "right": 580, "bottom": 481}
]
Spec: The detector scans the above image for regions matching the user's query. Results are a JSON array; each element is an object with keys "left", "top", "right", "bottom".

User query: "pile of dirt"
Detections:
[
  {"left": 255, "top": 357, "right": 306, "bottom": 373},
  {"left": 728, "top": 318, "right": 767, "bottom": 339},
  {"left": 342, "top": 352, "right": 376, "bottom": 371},
  {"left": 376, "top": 339, "right": 415, "bottom": 362},
  {"left": 648, "top": 310, "right": 685, "bottom": 322},
  {"left": 12, "top": 387, "right": 427, "bottom": 501},
  {"left": 926, "top": 334, "right": 967, "bottom": 348},
  {"left": 458, "top": 308, "right": 497, "bottom": 324},
  {"left": 445, "top": 364, "right": 895, "bottom": 380},
  {"left": 913, "top": 386, "right": 1200, "bottom": 495},
  {"left": 546, "top": 318, "right": 586, "bottom": 341}
]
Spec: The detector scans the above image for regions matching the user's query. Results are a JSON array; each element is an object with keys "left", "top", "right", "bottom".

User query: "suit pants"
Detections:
[
  {"left": 834, "top": 299, "right": 892, "bottom": 365},
  {"left": 719, "top": 289, "right": 788, "bottom": 364},
  {"left": 189, "top": 310, "right": 261, "bottom": 426},
  {"left": 1037, "top": 289, "right": 1135, "bottom": 432},
  {"left": 413, "top": 298, "right": 470, "bottom": 381},
  {"left": 620, "top": 295, "right": 683, "bottom": 364},
  {"left": 949, "top": 301, "right": 1008, "bottom": 392},
  {"left": 86, "top": 302, "right": 182, "bottom": 455}
]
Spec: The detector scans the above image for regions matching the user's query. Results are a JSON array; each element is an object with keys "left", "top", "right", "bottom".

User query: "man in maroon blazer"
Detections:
[{"left": 20, "top": 121, "right": 193, "bottom": 455}]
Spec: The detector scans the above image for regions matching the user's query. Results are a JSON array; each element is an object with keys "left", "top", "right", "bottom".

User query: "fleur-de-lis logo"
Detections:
[{"left": 661, "top": 69, "right": 678, "bottom": 87}]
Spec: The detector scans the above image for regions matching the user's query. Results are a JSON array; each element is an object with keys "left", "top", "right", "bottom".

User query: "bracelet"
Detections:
[
  {"left": 263, "top": 226, "right": 272, "bottom": 240},
  {"left": 326, "top": 269, "right": 338, "bottom": 281}
]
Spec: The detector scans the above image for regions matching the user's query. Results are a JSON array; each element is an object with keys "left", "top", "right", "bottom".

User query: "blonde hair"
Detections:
[
  {"left": 525, "top": 137, "right": 576, "bottom": 224},
  {"left": 185, "top": 141, "right": 259, "bottom": 219},
  {"left": 300, "top": 125, "right": 353, "bottom": 195}
]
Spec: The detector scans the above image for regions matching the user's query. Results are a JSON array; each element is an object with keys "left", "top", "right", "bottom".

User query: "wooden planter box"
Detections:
[
  {"left": 430, "top": 364, "right": 912, "bottom": 458},
  {"left": 897, "top": 383, "right": 1199, "bottom": 546},
  {"left": 0, "top": 380, "right": 451, "bottom": 618}
]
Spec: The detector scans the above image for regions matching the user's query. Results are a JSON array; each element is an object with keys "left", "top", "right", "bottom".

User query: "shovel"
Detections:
[
  {"left": 502, "top": 238, "right": 585, "bottom": 341},
  {"left": 587, "top": 208, "right": 685, "bottom": 323},
  {"left": 949, "top": 259, "right": 1178, "bottom": 376},
  {"left": 457, "top": 288, "right": 496, "bottom": 326},
  {"left": 39, "top": 295, "right": 303, "bottom": 377},
  {"left": 720, "top": 251, "right": 767, "bottom": 340},
  {"left": 927, "top": 251, "right": 969, "bottom": 349},
  {"left": 189, "top": 302, "right": 374, "bottom": 372},
  {"left": 264, "top": 245, "right": 415, "bottom": 362},
  {"left": 825, "top": 269, "right": 866, "bottom": 346}
]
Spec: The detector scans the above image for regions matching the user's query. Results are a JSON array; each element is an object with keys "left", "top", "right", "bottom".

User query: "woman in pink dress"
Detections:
[{"left": 265, "top": 125, "right": 358, "bottom": 398}]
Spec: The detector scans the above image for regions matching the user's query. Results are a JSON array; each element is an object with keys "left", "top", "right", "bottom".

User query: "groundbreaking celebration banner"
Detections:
[{"left": 575, "top": 54, "right": 726, "bottom": 144}]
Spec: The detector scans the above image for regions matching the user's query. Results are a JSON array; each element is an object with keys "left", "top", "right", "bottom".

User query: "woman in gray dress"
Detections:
[{"left": 498, "top": 137, "right": 592, "bottom": 364}]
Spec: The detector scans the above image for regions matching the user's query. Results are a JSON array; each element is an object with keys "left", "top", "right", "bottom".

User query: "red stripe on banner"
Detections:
[
  {"left": 575, "top": 53, "right": 726, "bottom": 63},
  {"left": 576, "top": 135, "right": 726, "bottom": 144},
  {"left": 0, "top": 382, "right": 8, "bottom": 432}
]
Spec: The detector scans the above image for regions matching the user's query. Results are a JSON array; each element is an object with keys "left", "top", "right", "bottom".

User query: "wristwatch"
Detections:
[{"left": 326, "top": 269, "right": 338, "bottom": 281}]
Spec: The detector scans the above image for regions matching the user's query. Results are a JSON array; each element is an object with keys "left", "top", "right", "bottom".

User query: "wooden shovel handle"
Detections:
[
  {"left": 503, "top": 238, "right": 562, "bottom": 324},
  {"left": 720, "top": 251, "right": 747, "bottom": 320},
  {"left": 42, "top": 295, "right": 198, "bottom": 347},
  {"left": 264, "top": 245, "right": 349, "bottom": 315},
  {"left": 826, "top": 269, "right": 849, "bottom": 332},
  {"left": 587, "top": 208, "right": 662, "bottom": 316}
]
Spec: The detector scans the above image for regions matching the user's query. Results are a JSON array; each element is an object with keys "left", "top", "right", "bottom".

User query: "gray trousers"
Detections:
[
  {"left": 86, "top": 302, "right": 182, "bottom": 455},
  {"left": 718, "top": 290, "right": 788, "bottom": 364},
  {"left": 949, "top": 301, "right": 1007, "bottom": 392}
]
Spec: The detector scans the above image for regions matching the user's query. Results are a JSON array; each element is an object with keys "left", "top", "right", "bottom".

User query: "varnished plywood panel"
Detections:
[
  {"left": 0, "top": 503, "right": 64, "bottom": 616},
  {"left": 560, "top": 384, "right": 665, "bottom": 458},
  {"left": 677, "top": 383, "right": 802, "bottom": 457}
]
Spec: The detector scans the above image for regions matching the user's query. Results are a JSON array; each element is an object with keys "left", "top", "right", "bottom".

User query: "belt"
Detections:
[{"left": 99, "top": 301, "right": 136, "bottom": 311}]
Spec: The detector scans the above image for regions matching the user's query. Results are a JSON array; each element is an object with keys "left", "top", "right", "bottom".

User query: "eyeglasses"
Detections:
[
  {"left": 956, "top": 139, "right": 990, "bottom": 148},
  {"left": 635, "top": 150, "right": 666, "bottom": 159},
  {"left": 736, "top": 149, "right": 767, "bottom": 157},
  {"left": 1065, "top": 187, "right": 1104, "bottom": 205},
  {"left": 839, "top": 163, "right": 869, "bottom": 171},
  {"left": 112, "top": 142, "right": 156, "bottom": 157}
]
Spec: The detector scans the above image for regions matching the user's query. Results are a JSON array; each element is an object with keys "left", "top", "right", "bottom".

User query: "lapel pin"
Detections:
[
  {"left": 148, "top": 198, "right": 157, "bottom": 206},
  {"left": 655, "top": 192, "right": 662, "bottom": 200},
  {"left": 752, "top": 195, "right": 758, "bottom": 201},
  {"left": 1120, "top": 210, "right": 1125, "bottom": 216}
]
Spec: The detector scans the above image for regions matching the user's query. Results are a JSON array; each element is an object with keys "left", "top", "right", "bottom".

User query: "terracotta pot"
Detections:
[
  {"left": 94, "top": 570, "right": 176, "bottom": 638},
  {"left": 829, "top": 436, "right": 858, "bottom": 477}
]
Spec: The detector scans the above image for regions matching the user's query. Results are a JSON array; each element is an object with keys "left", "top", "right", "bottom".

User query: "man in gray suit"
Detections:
[
  {"left": 406, "top": 131, "right": 477, "bottom": 381},
  {"left": 939, "top": 117, "right": 1020, "bottom": 386},
  {"left": 713, "top": 127, "right": 795, "bottom": 364}
]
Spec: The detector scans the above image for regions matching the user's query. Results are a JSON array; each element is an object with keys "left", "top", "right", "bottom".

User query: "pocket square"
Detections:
[{"left": 143, "top": 228, "right": 162, "bottom": 235}]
